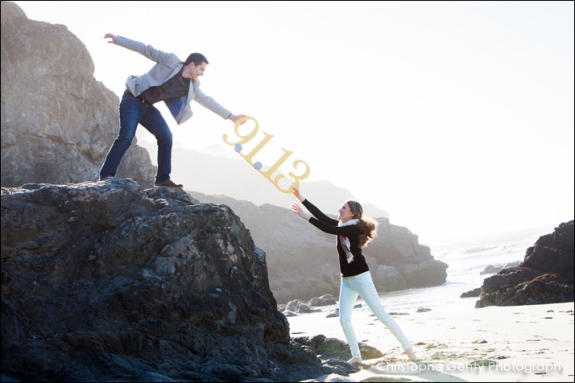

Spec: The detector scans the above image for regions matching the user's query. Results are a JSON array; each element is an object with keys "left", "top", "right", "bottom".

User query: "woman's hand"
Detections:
[
  {"left": 291, "top": 203, "right": 310, "bottom": 221},
  {"left": 290, "top": 183, "right": 305, "bottom": 202}
]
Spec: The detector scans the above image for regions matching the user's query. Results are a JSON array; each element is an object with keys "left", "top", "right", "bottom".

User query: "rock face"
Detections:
[
  {"left": 476, "top": 221, "right": 574, "bottom": 308},
  {"left": 1, "top": 179, "right": 334, "bottom": 382},
  {"left": 188, "top": 192, "right": 448, "bottom": 304},
  {"left": 1, "top": 1, "right": 156, "bottom": 188}
]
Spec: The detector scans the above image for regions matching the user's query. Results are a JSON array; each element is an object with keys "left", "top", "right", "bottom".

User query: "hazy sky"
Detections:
[{"left": 13, "top": 1, "right": 574, "bottom": 244}]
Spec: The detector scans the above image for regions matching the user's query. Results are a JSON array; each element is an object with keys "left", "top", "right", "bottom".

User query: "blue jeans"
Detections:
[
  {"left": 100, "top": 90, "right": 173, "bottom": 183},
  {"left": 339, "top": 271, "right": 412, "bottom": 358}
]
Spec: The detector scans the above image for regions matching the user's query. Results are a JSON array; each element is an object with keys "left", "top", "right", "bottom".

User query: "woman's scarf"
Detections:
[{"left": 338, "top": 219, "right": 359, "bottom": 263}]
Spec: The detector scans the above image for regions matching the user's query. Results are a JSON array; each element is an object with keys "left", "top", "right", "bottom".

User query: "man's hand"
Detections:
[
  {"left": 228, "top": 114, "right": 246, "bottom": 124},
  {"left": 104, "top": 33, "right": 117, "bottom": 44}
]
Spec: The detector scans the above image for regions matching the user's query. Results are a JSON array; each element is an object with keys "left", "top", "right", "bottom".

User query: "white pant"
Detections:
[{"left": 339, "top": 271, "right": 412, "bottom": 358}]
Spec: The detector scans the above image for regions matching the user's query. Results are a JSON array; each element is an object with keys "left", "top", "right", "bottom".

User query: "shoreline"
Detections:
[{"left": 288, "top": 301, "right": 574, "bottom": 382}]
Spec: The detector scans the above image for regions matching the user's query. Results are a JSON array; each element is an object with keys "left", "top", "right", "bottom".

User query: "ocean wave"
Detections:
[{"left": 462, "top": 245, "right": 499, "bottom": 254}]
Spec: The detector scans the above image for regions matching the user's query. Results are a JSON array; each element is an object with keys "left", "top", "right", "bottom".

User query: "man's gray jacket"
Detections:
[{"left": 115, "top": 35, "right": 232, "bottom": 125}]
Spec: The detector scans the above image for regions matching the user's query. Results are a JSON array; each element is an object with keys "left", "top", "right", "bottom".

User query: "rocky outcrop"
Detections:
[
  {"left": 479, "top": 261, "right": 521, "bottom": 275},
  {"left": 1, "top": 1, "right": 156, "bottom": 188},
  {"left": 294, "top": 334, "right": 384, "bottom": 363},
  {"left": 461, "top": 288, "right": 481, "bottom": 298},
  {"left": 475, "top": 221, "right": 574, "bottom": 308},
  {"left": 188, "top": 192, "right": 448, "bottom": 303},
  {"left": 369, "top": 222, "right": 448, "bottom": 291},
  {"left": 1, "top": 179, "right": 341, "bottom": 382}
]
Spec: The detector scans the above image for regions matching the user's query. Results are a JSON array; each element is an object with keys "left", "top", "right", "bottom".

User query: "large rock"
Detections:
[
  {"left": 1, "top": 1, "right": 156, "bottom": 188},
  {"left": 1, "top": 179, "right": 343, "bottom": 382},
  {"left": 368, "top": 221, "right": 448, "bottom": 290},
  {"left": 188, "top": 192, "right": 448, "bottom": 303},
  {"left": 475, "top": 220, "right": 574, "bottom": 308}
]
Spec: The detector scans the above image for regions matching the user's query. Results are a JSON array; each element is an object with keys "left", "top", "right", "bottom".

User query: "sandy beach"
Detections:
[{"left": 288, "top": 301, "right": 574, "bottom": 382}]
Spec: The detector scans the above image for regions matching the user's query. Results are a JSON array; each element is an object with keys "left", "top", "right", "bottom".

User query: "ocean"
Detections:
[{"left": 374, "top": 224, "right": 558, "bottom": 314}]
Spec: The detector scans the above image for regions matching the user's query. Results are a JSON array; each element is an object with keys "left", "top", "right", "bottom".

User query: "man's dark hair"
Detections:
[{"left": 184, "top": 53, "right": 209, "bottom": 66}]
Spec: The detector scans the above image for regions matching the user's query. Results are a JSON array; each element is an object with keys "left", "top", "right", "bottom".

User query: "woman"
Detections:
[{"left": 290, "top": 185, "right": 417, "bottom": 365}]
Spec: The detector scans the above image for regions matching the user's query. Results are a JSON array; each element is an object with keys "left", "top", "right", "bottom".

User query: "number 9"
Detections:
[{"left": 222, "top": 116, "right": 259, "bottom": 146}]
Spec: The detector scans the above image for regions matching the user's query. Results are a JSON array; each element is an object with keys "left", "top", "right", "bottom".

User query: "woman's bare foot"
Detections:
[
  {"left": 347, "top": 357, "right": 362, "bottom": 365},
  {"left": 405, "top": 347, "right": 417, "bottom": 361}
]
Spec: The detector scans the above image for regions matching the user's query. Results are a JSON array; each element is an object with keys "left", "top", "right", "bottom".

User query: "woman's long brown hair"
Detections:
[{"left": 346, "top": 200, "right": 378, "bottom": 248}]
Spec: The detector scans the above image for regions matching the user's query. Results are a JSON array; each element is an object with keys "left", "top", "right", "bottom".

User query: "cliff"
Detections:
[
  {"left": 1, "top": 179, "right": 345, "bottom": 381},
  {"left": 1, "top": 1, "right": 156, "bottom": 188},
  {"left": 476, "top": 220, "right": 574, "bottom": 308}
]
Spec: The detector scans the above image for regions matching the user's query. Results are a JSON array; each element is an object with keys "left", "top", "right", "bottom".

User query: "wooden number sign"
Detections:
[{"left": 222, "top": 116, "right": 311, "bottom": 193}]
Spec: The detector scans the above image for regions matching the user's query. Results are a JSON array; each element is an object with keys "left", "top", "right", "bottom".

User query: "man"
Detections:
[{"left": 99, "top": 34, "right": 244, "bottom": 188}]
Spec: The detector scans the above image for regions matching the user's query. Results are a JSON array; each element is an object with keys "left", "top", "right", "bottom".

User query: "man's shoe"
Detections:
[
  {"left": 155, "top": 179, "right": 183, "bottom": 188},
  {"left": 99, "top": 176, "right": 114, "bottom": 182}
]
